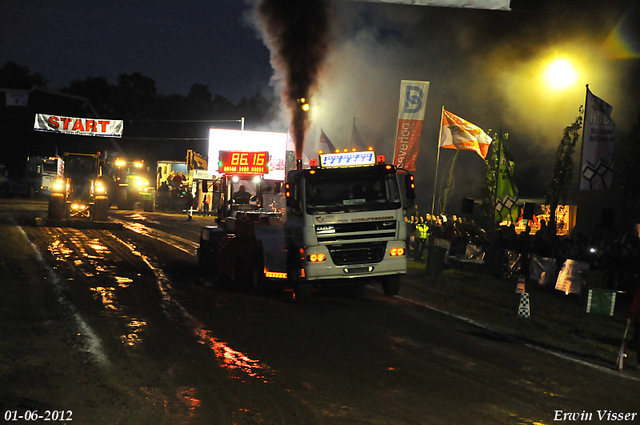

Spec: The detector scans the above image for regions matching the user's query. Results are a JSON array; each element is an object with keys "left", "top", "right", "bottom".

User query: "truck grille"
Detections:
[
  {"left": 327, "top": 242, "right": 387, "bottom": 266},
  {"left": 315, "top": 220, "right": 396, "bottom": 243}
]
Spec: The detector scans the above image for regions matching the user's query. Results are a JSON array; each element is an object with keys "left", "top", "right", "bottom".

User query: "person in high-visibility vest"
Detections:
[{"left": 414, "top": 217, "right": 429, "bottom": 260}]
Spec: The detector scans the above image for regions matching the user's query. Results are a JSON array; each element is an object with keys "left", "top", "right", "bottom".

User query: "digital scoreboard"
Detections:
[
  {"left": 217, "top": 150, "right": 269, "bottom": 175},
  {"left": 319, "top": 151, "right": 376, "bottom": 168}
]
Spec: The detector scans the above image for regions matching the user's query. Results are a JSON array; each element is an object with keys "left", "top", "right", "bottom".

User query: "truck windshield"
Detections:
[
  {"left": 64, "top": 156, "right": 98, "bottom": 180},
  {"left": 305, "top": 166, "right": 401, "bottom": 214},
  {"left": 42, "top": 162, "right": 58, "bottom": 174}
]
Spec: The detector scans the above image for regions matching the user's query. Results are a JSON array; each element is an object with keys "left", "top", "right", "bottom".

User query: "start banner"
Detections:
[
  {"left": 34, "top": 113, "right": 123, "bottom": 138},
  {"left": 393, "top": 80, "right": 430, "bottom": 171}
]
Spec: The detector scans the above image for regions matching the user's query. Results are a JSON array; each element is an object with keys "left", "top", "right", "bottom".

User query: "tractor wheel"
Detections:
[
  {"left": 92, "top": 199, "right": 109, "bottom": 221},
  {"left": 143, "top": 199, "right": 155, "bottom": 212},
  {"left": 48, "top": 196, "right": 65, "bottom": 220}
]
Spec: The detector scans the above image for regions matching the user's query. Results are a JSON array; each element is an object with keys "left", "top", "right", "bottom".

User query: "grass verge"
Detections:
[{"left": 402, "top": 259, "right": 635, "bottom": 371}]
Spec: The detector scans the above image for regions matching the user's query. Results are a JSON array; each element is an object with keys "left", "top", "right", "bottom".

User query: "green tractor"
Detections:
[{"left": 109, "top": 158, "right": 156, "bottom": 211}]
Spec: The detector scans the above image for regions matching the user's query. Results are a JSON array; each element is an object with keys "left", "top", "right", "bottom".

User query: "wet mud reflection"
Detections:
[{"left": 110, "top": 234, "right": 273, "bottom": 383}]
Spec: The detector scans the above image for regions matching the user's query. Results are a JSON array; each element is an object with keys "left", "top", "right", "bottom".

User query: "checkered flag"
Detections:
[{"left": 518, "top": 293, "right": 530, "bottom": 318}]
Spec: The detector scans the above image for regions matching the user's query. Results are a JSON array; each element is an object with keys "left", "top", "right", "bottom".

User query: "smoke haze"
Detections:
[
  {"left": 250, "top": 0, "right": 332, "bottom": 160},
  {"left": 309, "top": 0, "right": 639, "bottom": 215},
  {"left": 247, "top": 0, "right": 639, "bottom": 215}
]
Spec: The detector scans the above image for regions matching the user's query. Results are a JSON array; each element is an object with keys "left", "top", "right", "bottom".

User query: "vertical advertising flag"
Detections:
[
  {"left": 495, "top": 144, "right": 519, "bottom": 223},
  {"left": 580, "top": 88, "right": 616, "bottom": 190},
  {"left": 393, "top": 80, "right": 430, "bottom": 171}
]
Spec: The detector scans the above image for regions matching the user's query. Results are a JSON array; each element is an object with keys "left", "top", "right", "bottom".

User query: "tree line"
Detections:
[{"left": 0, "top": 61, "right": 283, "bottom": 168}]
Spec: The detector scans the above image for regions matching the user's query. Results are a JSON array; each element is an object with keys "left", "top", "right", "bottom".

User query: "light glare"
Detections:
[{"left": 545, "top": 58, "right": 577, "bottom": 90}]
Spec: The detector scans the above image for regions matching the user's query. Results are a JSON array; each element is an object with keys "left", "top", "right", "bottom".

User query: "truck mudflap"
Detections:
[{"left": 254, "top": 225, "right": 287, "bottom": 278}]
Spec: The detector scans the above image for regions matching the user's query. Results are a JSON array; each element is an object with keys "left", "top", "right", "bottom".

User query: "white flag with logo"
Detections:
[{"left": 580, "top": 88, "right": 615, "bottom": 190}]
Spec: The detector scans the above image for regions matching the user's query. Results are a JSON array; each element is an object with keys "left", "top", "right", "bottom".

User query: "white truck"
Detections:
[
  {"left": 0, "top": 156, "right": 64, "bottom": 198},
  {"left": 198, "top": 146, "right": 415, "bottom": 300}
]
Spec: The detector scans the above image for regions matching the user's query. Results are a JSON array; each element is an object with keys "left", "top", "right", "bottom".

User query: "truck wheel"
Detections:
[
  {"left": 295, "top": 283, "right": 312, "bottom": 302},
  {"left": 48, "top": 196, "right": 65, "bottom": 220},
  {"left": 249, "top": 246, "right": 266, "bottom": 293},
  {"left": 382, "top": 276, "right": 401, "bottom": 296}
]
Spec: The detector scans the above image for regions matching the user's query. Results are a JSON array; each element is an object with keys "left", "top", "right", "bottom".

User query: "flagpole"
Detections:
[
  {"left": 351, "top": 117, "right": 355, "bottom": 150},
  {"left": 574, "top": 84, "right": 590, "bottom": 237},
  {"left": 578, "top": 84, "right": 589, "bottom": 190},
  {"left": 431, "top": 106, "right": 445, "bottom": 220},
  {"left": 492, "top": 129, "right": 502, "bottom": 233}
]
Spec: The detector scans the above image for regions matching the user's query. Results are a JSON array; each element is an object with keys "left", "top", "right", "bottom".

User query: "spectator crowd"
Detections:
[{"left": 407, "top": 213, "right": 640, "bottom": 293}]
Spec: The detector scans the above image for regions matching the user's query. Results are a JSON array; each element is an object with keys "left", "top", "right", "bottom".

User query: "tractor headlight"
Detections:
[
  {"left": 94, "top": 180, "right": 107, "bottom": 195},
  {"left": 53, "top": 179, "right": 66, "bottom": 192},
  {"left": 134, "top": 178, "right": 149, "bottom": 188}
]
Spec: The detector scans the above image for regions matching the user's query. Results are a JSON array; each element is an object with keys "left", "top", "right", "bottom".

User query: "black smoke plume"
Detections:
[{"left": 254, "top": 0, "right": 331, "bottom": 159}]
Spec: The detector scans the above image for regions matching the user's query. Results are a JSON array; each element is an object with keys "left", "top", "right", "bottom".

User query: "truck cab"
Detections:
[
  {"left": 198, "top": 147, "right": 415, "bottom": 300},
  {"left": 280, "top": 151, "right": 412, "bottom": 297}
]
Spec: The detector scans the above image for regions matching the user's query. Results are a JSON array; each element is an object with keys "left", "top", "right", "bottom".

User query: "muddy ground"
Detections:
[{"left": 1, "top": 200, "right": 638, "bottom": 425}]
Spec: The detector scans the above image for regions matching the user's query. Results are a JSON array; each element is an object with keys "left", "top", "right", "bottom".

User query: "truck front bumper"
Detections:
[{"left": 301, "top": 240, "right": 407, "bottom": 282}]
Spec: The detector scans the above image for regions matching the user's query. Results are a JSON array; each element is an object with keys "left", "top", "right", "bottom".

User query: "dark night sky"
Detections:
[
  {"left": 1, "top": 0, "right": 272, "bottom": 102},
  {"left": 2, "top": 0, "right": 639, "bottom": 212}
]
